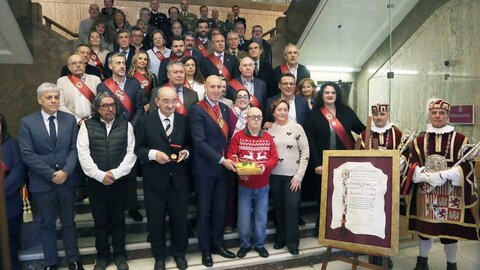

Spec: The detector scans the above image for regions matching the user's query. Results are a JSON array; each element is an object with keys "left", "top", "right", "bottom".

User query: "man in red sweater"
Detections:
[{"left": 227, "top": 107, "right": 278, "bottom": 259}]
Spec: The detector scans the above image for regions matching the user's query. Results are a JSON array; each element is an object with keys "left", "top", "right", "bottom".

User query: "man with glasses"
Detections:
[
  {"left": 250, "top": 25, "right": 272, "bottom": 64},
  {"left": 130, "top": 26, "right": 148, "bottom": 53},
  {"left": 77, "top": 93, "right": 136, "bottom": 270},
  {"left": 227, "top": 107, "right": 278, "bottom": 259},
  {"left": 265, "top": 73, "right": 309, "bottom": 126}
]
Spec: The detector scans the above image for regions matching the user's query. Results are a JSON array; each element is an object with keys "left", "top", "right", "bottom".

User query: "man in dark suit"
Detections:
[
  {"left": 150, "top": 60, "right": 198, "bottom": 113},
  {"left": 136, "top": 86, "right": 191, "bottom": 270},
  {"left": 157, "top": 38, "right": 187, "bottom": 86},
  {"left": 184, "top": 31, "right": 203, "bottom": 63},
  {"left": 231, "top": 5, "right": 246, "bottom": 26},
  {"left": 77, "top": 93, "right": 136, "bottom": 270},
  {"left": 265, "top": 73, "right": 310, "bottom": 126},
  {"left": 19, "top": 82, "right": 83, "bottom": 270},
  {"left": 226, "top": 57, "right": 267, "bottom": 110},
  {"left": 189, "top": 75, "right": 237, "bottom": 267},
  {"left": 200, "top": 34, "right": 239, "bottom": 81},
  {"left": 234, "top": 21, "right": 249, "bottom": 52},
  {"left": 60, "top": 44, "right": 102, "bottom": 78},
  {"left": 248, "top": 41, "right": 273, "bottom": 92},
  {"left": 269, "top": 43, "right": 311, "bottom": 98},
  {"left": 149, "top": 0, "right": 167, "bottom": 31},
  {"left": 104, "top": 30, "right": 136, "bottom": 79},
  {"left": 198, "top": 5, "right": 216, "bottom": 29},
  {"left": 250, "top": 25, "right": 272, "bottom": 64},
  {"left": 97, "top": 52, "right": 144, "bottom": 222}
]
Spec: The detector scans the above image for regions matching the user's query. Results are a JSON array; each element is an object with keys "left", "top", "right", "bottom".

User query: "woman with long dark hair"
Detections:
[{"left": 1, "top": 113, "right": 27, "bottom": 270}]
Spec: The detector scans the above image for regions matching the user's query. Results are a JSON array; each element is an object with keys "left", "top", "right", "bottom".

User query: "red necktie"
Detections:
[{"left": 214, "top": 104, "right": 221, "bottom": 116}]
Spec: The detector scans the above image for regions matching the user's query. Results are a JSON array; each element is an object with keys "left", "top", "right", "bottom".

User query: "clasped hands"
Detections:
[
  {"left": 51, "top": 170, "right": 68, "bottom": 185},
  {"left": 412, "top": 166, "right": 460, "bottom": 187}
]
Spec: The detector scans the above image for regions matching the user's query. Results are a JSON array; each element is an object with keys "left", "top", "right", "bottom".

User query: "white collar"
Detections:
[
  {"left": 158, "top": 110, "right": 174, "bottom": 122},
  {"left": 41, "top": 110, "right": 57, "bottom": 121},
  {"left": 371, "top": 122, "right": 393, "bottom": 134},
  {"left": 426, "top": 124, "right": 454, "bottom": 134}
]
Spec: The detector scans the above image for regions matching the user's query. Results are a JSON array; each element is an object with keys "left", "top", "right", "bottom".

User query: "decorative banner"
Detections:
[{"left": 449, "top": 105, "right": 474, "bottom": 125}]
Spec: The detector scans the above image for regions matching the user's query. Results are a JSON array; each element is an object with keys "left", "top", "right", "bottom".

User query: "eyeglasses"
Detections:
[
  {"left": 280, "top": 82, "right": 295, "bottom": 86},
  {"left": 100, "top": 103, "right": 116, "bottom": 109},
  {"left": 247, "top": 115, "right": 263, "bottom": 121},
  {"left": 236, "top": 95, "right": 249, "bottom": 100}
]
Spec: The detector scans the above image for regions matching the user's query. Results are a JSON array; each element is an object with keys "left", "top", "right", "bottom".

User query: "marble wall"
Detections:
[
  {"left": 355, "top": 0, "right": 480, "bottom": 139},
  {"left": 32, "top": 0, "right": 286, "bottom": 40}
]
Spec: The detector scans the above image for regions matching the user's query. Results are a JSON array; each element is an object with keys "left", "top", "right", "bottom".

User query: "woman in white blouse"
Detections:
[
  {"left": 182, "top": 56, "right": 205, "bottom": 99},
  {"left": 146, "top": 30, "right": 171, "bottom": 77},
  {"left": 266, "top": 98, "right": 309, "bottom": 255}
]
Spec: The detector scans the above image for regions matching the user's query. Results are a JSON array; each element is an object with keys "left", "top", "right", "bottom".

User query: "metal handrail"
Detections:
[{"left": 42, "top": 16, "right": 78, "bottom": 38}]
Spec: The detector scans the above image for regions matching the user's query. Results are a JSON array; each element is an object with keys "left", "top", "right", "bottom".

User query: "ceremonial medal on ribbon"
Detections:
[
  {"left": 141, "top": 80, "right": 149, "bottom": 89},
  {"left": 76, "top": 82, "right": 83, "bottom": 88},
  {"left": 217, "top": 63, "right": 223, "bottom": 74},
  {"left": 116, "top": 90, "right": 125, "bottom": 101},
  {"left": 198, "top": 44, "right": 204, "bottom": 50},
  {"left": 218, "top": 118, "right": 224, "bottom": 128},
  {"left": 91, "top": 54, "right": 97, "bottom": 60},
  {"left": 425, "top": 154, "right": 447, "bottom": 173}
]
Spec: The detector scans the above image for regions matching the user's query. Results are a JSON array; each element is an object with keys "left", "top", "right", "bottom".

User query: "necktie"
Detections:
[
  {"left": 232, "top": 50, "right": 236, "bottom": 57},
  {"left": 213, "top": 104, "right": 221, "bottom": 116},
  {"left": 254, "top": 62, "right": 259, "bottom": 75},
  {"left": 164, "top": 118, "right": 172, "bottom": 140},
  {"left": 48, "top": 115, "right": 57, "bottom": 146},
  {"left": 122, "top": 50, "right": 127, "bottom": 55}
]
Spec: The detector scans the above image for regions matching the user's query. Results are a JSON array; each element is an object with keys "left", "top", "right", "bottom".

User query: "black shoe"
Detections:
[
  {"left": 212, "top": 246, "right": 236, "bottom": 259},
  {"left": 154, "top": 260, "right": 165, "bottom": 270},
  {"left": 146, "top": 233, "right": 151, "bottom": 242},
  {"left": 44, "top": 265, "right": 58, "bottom": 270},
  {"left": 447, "top": 262, "right": 457, "bottom": 270},
  {"left": 236, "top": 247, "right": 251, "bottom": 258},
  {"left": 76, "top": 188, "right": 87, "bottom": 202},
  {"left": 68, "top": 262, "right": 85, "bottom": 270},
  {"left": 114, "top": 256, "right": 129, "bottom": 270},
  {"left": 254, "top": 247, "right": 269, "bottom": 258},
  {"left": 93, "top": 258, "right": 110, "bottom": 270},
  {"left": 289, "top": 249, "right": 299, "bottom": 255},
  {"left": 128, "top": 209, "right": 143, "bottom": 222},
  {"left": 201, "top": 251, "right": 213, "bottom": 267},
  {"left": 174, "top": 256, "right": 188, "bottom": 270},
  {"left": 414, "top": 256, "right": 429, "bottom": 270},
  {"left": 273, "top": 242, "right": 285, "bottom": 249},
  {"left": 298, "top": 217, "right": 306, "bottom": 226}
]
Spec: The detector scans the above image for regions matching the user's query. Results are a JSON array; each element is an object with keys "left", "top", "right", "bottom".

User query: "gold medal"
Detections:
[
  {"left": 170, "top": 153, "right": 178, "bottom": 160},
  {"left": 331, "top": 121, "right": 336, "bottom": 126},
  {"left": 218, "top": 118, "right": 224, "bottom": 128},
  {"left": 327, "top": 113, "right": 334, "bottom": 120},
  {"left": 76, "top": 82, "right": 83, "bottom": 88}
]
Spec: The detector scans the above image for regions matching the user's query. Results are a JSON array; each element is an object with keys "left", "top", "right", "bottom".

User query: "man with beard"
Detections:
[
  {"left": 183, "top": 31, "right": 203, "bottom": 63},
  {"left": 157, "top": 38, "right": 188, "bottom": 85},
  {"left": 194, "top": 20, "right": 213, "bottom": 58}
]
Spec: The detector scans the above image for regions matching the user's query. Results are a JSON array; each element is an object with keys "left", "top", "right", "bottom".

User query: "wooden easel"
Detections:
[{"left": 321, "top": 247, "right": 390, "bottom": 270}]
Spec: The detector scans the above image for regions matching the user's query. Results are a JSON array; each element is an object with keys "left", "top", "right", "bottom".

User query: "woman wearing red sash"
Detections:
[
  {"left": 182, "top": 56, "right": 205, "bottom": 99},
  {"left": 304, "top": 81, "right": 365, "bottom": 233},
  {"left": 128, "top": 51, "right": 158, "bottom": 112},
  {"left": 1, "top": 113, "right": 27, "bottom": 270},
  {"left": 88, "top": 30, "right": 109, "bottom": 79},
  {"left": 90, "top": 18, "right": 114, "bottom": 51},
  {"left": 147, "top": 30, "right": 171, "bottom": 77}
]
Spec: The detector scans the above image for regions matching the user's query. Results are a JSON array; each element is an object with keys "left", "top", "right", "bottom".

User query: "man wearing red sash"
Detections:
[
  {"left": 264, "top": 73, "right": 310, "bottom": 126},
  {"left": 97, "top": 52, "right": 145, "bottom": 222},
  {"left": 226, "top": 56, "right": 266, "bottom": 110},
  {"left": 58, "top": 54, "right": 101, "bottom": 125},
  {"left": 269, "top": 43, "right": 310, "bottom": 98},
  {"left": 157, "top": 37, "right": 188, "bottom": 86},
  {"left": 149, "top": 61, "right": 198, "bottom": 114},
  {"left": 60, "top": 44, "right": 102, "bottom": 79},
  {"left": 402, "top": 98, "right": 479, "bottom": 270},
  {"left": 200, "top": 34, "right": 239, "bottom": 81},
  {"left": 194, "top": 20, "right": 213, "bottom": 57},
  {"left": 189, "top": 75, "right": 237, "bottom": 267},
  {"left": 184, "top": 31, "right": 204, "bottom": 63}
]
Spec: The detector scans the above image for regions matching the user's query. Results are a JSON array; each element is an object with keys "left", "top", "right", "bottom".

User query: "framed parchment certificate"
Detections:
[{"left": 319, "top": 150, "right": 400, "bottom": 256}]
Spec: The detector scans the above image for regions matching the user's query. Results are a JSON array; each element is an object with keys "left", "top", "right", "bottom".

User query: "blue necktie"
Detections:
[{"left": 48, "top": 115, "right": 57, "bottom": 145}]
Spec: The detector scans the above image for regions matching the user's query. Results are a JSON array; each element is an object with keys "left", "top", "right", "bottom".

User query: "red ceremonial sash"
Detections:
[
  {"left": 67, "top": 74, "right": 95, "bottom": 103},
  {"left": 195, "top": 38, "right": 209, "bottom": 57},
  {"left": 207, "top": 54, "right": 231, "bottom": 80},
  {"left": 198, "top": 100, "right": 229, "bottom": 139},
  {"left": 0, "top": 160, "right": 9, "bottom": 175},
  {"left": 132, "top": 72, "right": 152, "bottom": 95},
  {"left": 184, "top": 50, "right": 192, "bottom": 57},
  {"left": 280, "top": 64, "right": 290, "bottom": 74},
  {"left": 90, "top": 52, "right": 104, "bottom": 74},
  {"left": 320, "top": 106, "right": 354, "bottom": 150},
  {"left": 104, "top": 78, "right": 134, "bottom": 114},
  {"left": 183, "top": 79, "right": 192, "bottom": 89},
  {"left": 154, "top": 50, "right": 165, "bottom": 61},
  {"left": 228, "top": 79, "right": 261, "bottom": 108},
  {"left": 165, "top": 83, "right": 188, "bottom": 115}
]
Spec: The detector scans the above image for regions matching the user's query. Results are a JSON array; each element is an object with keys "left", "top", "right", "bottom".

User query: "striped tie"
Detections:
[{"left": 164, "top": 118, "right": 172, "bottom": 140}]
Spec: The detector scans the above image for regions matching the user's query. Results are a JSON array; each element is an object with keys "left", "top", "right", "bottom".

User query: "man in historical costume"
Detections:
[
  {"left": 402, "top": 98, "right": 479, "bottom": 270},
  {"left": 135, "top": 86, "right": 191, "bottom": 270},
  {"left": 77, "top": 93, "right": 136, "bottom": 270},
  {"left": 226, "top": 57, "right": 267, "bottom": 110},
  {"left": 97, "top": 52, "right": 144, "bottom": 222},
  {"left": 178, "top": 0, "right": 197, "bottom": 32},
  {"left": 19, "top": 83, "right": 84, "bottom": 270},
  {"left": 269, "top": 43, "right": 310, "bottom": 98},
  {"left": 361, "top": 103, "right": 403, "bottom": 150},
  {"left": 189, "top": 75, "right": 237, "bottom": 267},
  {"left": 150, "top": 61, "right": 198, "bottom": 113},
  {"left": 60, "top": 44, "right": 102, "bottom": 79},
  {"left": 200, "top": 34, "right": 239, "bottom": 81}
]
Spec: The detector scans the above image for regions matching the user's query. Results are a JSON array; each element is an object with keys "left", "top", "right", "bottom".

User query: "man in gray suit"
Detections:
[{"left": 19, "top": 83, "right": 83, "bottom": 270}]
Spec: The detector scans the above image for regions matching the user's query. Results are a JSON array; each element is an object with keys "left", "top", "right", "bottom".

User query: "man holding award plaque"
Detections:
[
  {"left": 403, "top": 98, "right": 479, "bottom": 270},
  {"left": 135, "top": 86, "right": 191, "bottom": 270},
  {"left": 227, "top": 107, "right": 279, "bottom": 258}
]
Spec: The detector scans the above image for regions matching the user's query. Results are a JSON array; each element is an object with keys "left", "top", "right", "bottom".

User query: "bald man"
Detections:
[{"left": 189, "top": 75, "right": 237, "bottom": 267}]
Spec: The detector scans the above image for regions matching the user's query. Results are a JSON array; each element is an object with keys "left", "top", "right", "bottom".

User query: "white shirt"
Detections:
[
  {"left": 241, "top": 76, "right": 254, "bottom": 96},
  {"left": 41, "top": 110, "right": 57, "bottom": 136},
  {"left": 113, "top": 76, "right": 126, "bottom": 90},
  {"left": 214, "top": 52, "right": 224, "bottom": 63},
  {"left": 287, "top": 63, "right": 299, "bottom": 81},
  {"left": 77, "top": 118, "right": 137, "bottom": 182},
  {"left": 188, "top": 80, "right": 205, "bottom": 100},
  {"left": 147, "top": 47, "right": 172, "bottom": 77},
  {"left": 281, "top": 94, "right": 297, "bottom": 122}
]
